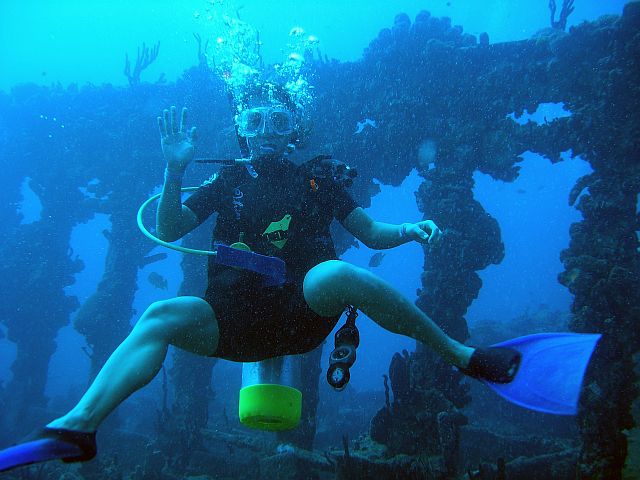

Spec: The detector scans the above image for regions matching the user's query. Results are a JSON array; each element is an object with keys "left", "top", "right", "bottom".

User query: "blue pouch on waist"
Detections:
[{"left": 215, "top": 244, "right": 287, "bottom": 287}]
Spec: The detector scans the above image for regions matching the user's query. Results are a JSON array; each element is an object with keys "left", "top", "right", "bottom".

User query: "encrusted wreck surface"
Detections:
[{"left": 308, "top": 4, "right": 640, "bottom": 478}]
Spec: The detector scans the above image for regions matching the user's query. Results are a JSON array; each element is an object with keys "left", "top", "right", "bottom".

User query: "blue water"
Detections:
[
  {"left": 0, "top": 1, "right": 627, "bottom": 92},
  {"left": 0, "top": 0, "right": 627, "bottom": 427}
]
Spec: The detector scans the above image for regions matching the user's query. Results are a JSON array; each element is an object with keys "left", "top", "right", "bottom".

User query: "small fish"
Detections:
[
  {"left": 516, "top": 188, "right": 526, "bottom": 194},
  {"left": 148, "top": 272, "right": 168, "bottom": 290},
  {"left": 354, "top": 118, "right": 377, "bottom": 135},
  {"left": 368, "top": 252, "right": 386, "bottom": 268}
]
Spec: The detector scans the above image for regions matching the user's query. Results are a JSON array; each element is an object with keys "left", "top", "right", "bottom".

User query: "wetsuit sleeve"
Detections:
[
  {"left": 183, "top": 175, "right": 225, "bottom": 224},
  {"left": 332, "top": 183, "right": 360, "bottom": 222}
]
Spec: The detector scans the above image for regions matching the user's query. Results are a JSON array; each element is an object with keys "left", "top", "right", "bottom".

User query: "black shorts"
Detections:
[{"left": 204, "top": 266, "right": 340, "bottom": 362}]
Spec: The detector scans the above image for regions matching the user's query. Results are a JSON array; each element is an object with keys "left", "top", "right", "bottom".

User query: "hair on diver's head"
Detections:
[{"left": 239, "top": 82, "right": 297, "bottom": 114}]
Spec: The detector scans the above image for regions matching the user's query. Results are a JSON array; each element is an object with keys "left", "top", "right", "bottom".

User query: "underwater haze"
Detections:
[
  {"left": 0, "top": 0, "right": 627, "bottom": 91},
  {"left": 0, "top": 0, "right": 638, "bottom": 479}
]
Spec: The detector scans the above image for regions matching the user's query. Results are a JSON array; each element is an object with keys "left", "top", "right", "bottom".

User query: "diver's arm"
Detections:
[
  {"left": 342, "top": 208, "right": 407, "bottom": 249},
  {"left": 156, "top": 174, "right": 199, "bottom": 242},
  {"left": 342, "top": 207, "right": 442, "bottom": 249},
  {"left": 155, "top": 105, "right": 199, "bottom": 242}
]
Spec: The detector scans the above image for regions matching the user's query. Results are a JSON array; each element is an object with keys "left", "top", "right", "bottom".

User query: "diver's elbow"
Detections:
[
  {"left": 357, "top": 234, "right": 379, "bottom": 250},
  {"left": 365, "top": 239, "right": 384, "bottom": 250},
  {"left": 156, "top": 227, "right": 179, "bottom": 243},
  {"left": 361, "top": 225, "right": 385, "bottom": 250}
]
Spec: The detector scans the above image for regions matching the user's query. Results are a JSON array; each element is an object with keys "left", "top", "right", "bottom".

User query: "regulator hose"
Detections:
[{"left": 136, "top": 186, "right": 217, "bottom": 256}]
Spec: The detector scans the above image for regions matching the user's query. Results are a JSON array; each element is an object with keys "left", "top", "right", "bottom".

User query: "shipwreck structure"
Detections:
[{"left": 0, "top": 3, "right": 638, "bottom": 478}]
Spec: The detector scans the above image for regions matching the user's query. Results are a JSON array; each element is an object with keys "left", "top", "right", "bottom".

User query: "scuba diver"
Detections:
[{"left": 0, "top": 83, "right": 600, "bottom": 472}]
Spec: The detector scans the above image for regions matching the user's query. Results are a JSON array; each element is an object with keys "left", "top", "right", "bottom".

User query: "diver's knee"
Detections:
[
  {"left": 143, "top": 299, "right": 176, "bottom": 319},
  {"left": 304, "top": 260, "right": 353, "bottom": 316},
  {"left": 306, "top": 260, "right": 353, "bottom": 285},
  {"left": 135, "top": 299, "right": 181, "bottom": 337},
  {"left": 304, "top": 260, "right": 338, "bottom": 294}
]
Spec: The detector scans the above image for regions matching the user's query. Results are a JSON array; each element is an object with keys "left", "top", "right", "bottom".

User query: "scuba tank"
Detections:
[{"left": 239, "top": 356, "right": 303, "bottom": 431}]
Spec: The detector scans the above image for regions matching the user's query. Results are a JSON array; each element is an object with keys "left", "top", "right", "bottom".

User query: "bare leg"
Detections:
[
  {"left": 47, "top": 296, "right": 218, "bottom": 432},
  {"left": 303, "top": 260, "right": 474, "bottom": 368}
]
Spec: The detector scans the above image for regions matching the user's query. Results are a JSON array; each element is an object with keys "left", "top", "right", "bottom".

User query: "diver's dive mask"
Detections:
[{"left": 236, "top": 105, "right": 295, "bottom": 137}]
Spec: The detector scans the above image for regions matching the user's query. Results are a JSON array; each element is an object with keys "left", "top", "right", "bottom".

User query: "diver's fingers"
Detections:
[
  {"left": 170, "top": 105, "right": 178, "bottom": 134},
  {"left": 157, "top": 115, "right": 166, "bottom": 138},
  {"left": 416, "top": 224, "right": 430, "bottom": 241},
  {"left": 163, "top": 109, "right": 170, "bottom": 136},
  {"left": 408, "top": 223, "right": 429, "bottom": 242},
  {"left": 425, "top": 220, "right": 438, "bottom": 232},
  {"left": 428, "top": 227, "right": 443, "bottom": 244},
  {"left": 180, "top": 107, "right": 188, "bottom": 133},
  {"left": 420, "top": 220, "right": 440, "bottom": 237},
  {"left": 188, "top": 126, "right": 197, "bottom": 143},
  {"left": 416, "top": 220, "right": 441, "bottom": 243}
]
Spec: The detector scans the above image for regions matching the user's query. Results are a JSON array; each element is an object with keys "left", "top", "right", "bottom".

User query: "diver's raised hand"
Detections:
[
  {"left": 157, "top": 106, "right": 197, "bottom": 173},
  {"left": 401, "top": 220, "right": 443, "bottom": 245}
]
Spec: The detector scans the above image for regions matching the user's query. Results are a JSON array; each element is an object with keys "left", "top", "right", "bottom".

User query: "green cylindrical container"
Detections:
[{"left": 239, "top": 356, "right": 302, "bottom": 431}]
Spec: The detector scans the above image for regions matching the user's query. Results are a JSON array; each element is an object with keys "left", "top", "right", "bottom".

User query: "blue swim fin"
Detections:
[
  {"left": 476, "top": 332, "right": 601, "bottom": 415},
  {"left": 0, "top": 427, "right": 96, "bottom": 473}
]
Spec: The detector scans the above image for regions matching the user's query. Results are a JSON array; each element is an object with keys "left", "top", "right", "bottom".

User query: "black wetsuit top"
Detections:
[{"left": 184, "top": 155, "right": 359, "bottom": 361}]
